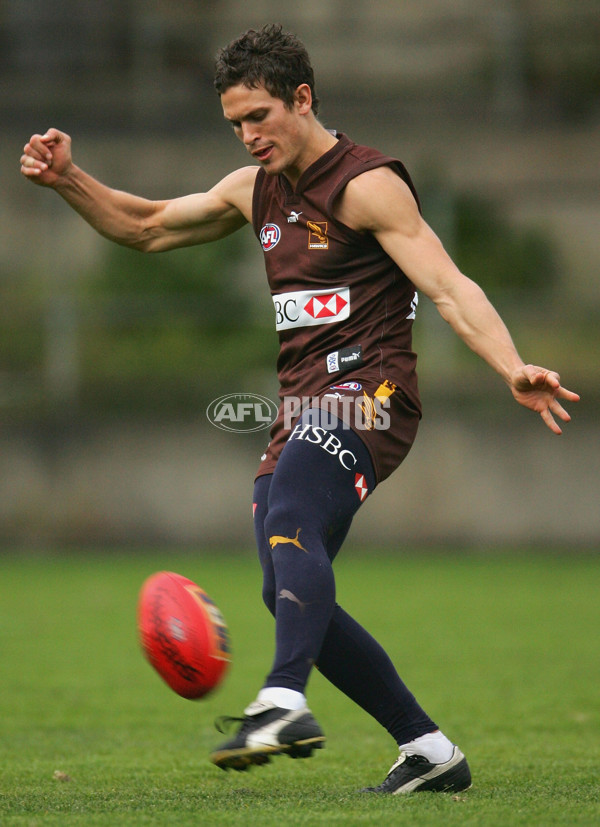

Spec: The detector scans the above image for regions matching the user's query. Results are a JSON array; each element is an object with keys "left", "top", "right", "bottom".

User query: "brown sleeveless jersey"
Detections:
[{"left": 252, "top": 133, "right": 421, "bottom": 484}]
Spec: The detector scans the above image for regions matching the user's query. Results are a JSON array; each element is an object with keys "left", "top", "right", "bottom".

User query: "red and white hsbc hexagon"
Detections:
[{"left": 273, "top": 287, "right": 350, "bottom": 331}]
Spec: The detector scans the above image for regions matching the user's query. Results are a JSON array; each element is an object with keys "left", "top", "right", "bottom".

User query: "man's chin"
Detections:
[{"left": 260, "top": 159, "right": 282, "bottom": 176}]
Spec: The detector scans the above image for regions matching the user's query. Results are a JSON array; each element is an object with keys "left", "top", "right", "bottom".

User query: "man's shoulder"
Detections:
[
  {"left": 213, "top": 165, "right": 259, "bottom": 216},
  {"left": 333, "top": 147, "right": 421, "bottom": 218},
  {"left": 335, "top": 166, "right": 420, "bottom": 232},
  {"left": 338, "top": 165, "right": 410, "bottom": 205},
  {"left": 335, "top": 134, "right": 396, "bottom": 167},
  {"left": 219, "top": 165, "right": 260, "bottom": 190}
]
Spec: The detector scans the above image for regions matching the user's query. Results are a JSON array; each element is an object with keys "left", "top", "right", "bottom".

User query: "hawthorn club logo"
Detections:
[{"left": 307, "top": 220, "right": 329, "bottom": 249}]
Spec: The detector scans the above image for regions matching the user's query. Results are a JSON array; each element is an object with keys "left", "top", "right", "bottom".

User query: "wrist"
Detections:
[
  {"left": 505, "top": 361, "right": 525, "bottom": 381},
  {"left": 52, "top": 163, "right": 79, "bottom": 192}
]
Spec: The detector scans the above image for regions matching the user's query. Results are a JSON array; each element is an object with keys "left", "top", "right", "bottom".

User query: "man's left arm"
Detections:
[{"left": 336, "top": 166, "right": 579, "bottom": 433}]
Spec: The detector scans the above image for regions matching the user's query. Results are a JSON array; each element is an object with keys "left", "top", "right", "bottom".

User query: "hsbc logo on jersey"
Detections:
[
  {"left": 260, "top": 224, "right": 281, "bottom": 251},
  {"left": 273, "top": 287, "right": 350, "bottom": 331}
]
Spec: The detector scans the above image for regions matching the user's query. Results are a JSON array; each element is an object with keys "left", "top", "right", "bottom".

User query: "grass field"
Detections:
[{"left": 1, "top": 549, "right": 599, "bottom": 826}]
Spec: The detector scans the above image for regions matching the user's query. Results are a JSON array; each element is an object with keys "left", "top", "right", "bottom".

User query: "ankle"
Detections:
[
  {"left": 257, "top": 686, "right": 307, "bottom": 710},
  {"left": 399, "top": 730, "right": 454, "bottom": 763}
]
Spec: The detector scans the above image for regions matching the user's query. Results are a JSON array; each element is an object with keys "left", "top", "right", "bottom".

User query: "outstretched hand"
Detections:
[
  {"left": 509, "top": 365, "right": 579, "bottom": 434},
  {"left": 20, "top": 128, "right": 73, "bottom": 187}
]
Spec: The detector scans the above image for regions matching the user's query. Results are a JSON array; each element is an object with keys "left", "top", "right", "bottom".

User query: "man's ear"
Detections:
[{"left": 294, "top": 84, "right": 313, "bottom": 115}]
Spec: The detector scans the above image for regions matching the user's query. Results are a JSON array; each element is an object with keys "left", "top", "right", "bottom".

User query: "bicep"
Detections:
[
  {"left": 141, "top": 167, "right": 255, "bottom": 252},
  {"left": 376, "top": 215, "right": 466, "bottom": 303},
  {"left": 374, "top": 192, "right": 493, "bottom": 328},
  {"left": 339, "top": 167, "right": 461, "bottom": 299},
  {"left": 151, "top": 191, "right": 247, "bottom": 250},
  {"left": 351, "top": 168, "right": 469, "bottom": 302}
]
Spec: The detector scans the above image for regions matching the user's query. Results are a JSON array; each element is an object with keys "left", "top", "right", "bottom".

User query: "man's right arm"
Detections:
[{"left": 20, "top": 128, "right": 256, "bottom": 252}]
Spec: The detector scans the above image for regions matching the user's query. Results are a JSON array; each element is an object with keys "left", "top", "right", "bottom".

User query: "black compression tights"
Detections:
[{"left": 252, "top": 409, "right": 436, "bottom": 745}]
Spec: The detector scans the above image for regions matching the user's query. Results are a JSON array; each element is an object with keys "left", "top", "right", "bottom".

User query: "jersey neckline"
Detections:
[{"left": 278, "top": 132, "right": 352, "bottom": 198}]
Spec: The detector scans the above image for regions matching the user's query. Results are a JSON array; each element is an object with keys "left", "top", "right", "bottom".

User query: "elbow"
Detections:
[
  {"left": 97, "top": 221, "right": 159, "bottom": 253},
  {"left": 129, "top": 238, "right": 158, "bottom": 254},
  {"left": 123, "top": 224, "right": 166, "bottom": 253},
  {"left": 432, "top": 275, "right": 486, "bottom": 319},
  {"left": 104, "top": 235, "right": 156, "bottom": 254},
  {"left": 431, "top": 290, "right": 456, "bottom": 325}
]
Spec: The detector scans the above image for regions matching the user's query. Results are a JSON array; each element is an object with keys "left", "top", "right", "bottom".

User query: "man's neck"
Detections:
[{"left": 284, "top": 123, "right": 338, "bottom": 189}]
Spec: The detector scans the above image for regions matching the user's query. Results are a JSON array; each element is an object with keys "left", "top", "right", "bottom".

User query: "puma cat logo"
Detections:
[
  {"left": 279, "top": 589, "right": 308, "bottom": 613},
  {"left": 269, "top": 528, "right": 308, "bottom": 553}
]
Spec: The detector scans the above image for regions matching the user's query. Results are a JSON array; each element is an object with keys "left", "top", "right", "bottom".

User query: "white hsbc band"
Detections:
[{"left": 273, "top": 287, "right": 350, "bottom": 331}]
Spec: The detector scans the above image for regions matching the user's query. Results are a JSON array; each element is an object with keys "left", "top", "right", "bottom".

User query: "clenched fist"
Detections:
[{"left": 20, "top": 128, "right": 73, "bottom": 187}]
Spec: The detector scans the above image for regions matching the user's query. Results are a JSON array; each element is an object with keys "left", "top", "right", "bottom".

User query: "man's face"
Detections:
[{"left": 220, "top": 83, "right": 308, "bottom": 177}]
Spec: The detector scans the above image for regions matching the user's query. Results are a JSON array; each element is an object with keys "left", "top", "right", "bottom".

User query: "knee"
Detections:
[
  {"left": 263, "top": 502, "right": 295, "bottom": 540},
  {"left": 263, "top": 502, "right": 319, "bottom": 556}
]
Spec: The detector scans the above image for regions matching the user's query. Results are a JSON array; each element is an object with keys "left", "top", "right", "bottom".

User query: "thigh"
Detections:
[
  {"left": 265, "top": 408, "right": 376, "bottom": 559},
  {"left": 253, "top": 473, "right": 272, "bottom": 563}
]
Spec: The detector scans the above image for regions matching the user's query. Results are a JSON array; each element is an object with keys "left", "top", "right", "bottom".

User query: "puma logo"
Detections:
[
  {"left": 269, "top": 528, "right": 308, "bottom": 553},
  {"left": 279, "top": 589, "right": 308, "bottom": 613}
]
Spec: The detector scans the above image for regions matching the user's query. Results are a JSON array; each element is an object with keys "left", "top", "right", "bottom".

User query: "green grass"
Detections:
[{"left": 1, "top": 550, "right": 599, "bottom": 825}]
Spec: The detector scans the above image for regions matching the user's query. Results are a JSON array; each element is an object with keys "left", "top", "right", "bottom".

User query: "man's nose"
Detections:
[{"left": 241, "top": 122, "right": 259, "bottom": 146}]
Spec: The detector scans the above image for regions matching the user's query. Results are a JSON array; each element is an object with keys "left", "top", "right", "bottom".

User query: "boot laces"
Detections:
[{"left": 214, "top": 715, "right": 253, "bottom": 735}]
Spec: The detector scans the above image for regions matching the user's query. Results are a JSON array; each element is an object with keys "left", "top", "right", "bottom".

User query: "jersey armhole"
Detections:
[
  {"left": 327, "top": 159, "right": 421, "bottom": 219},
  {"left": 251, "top": 168, "right": 267, "bottom": 236}
]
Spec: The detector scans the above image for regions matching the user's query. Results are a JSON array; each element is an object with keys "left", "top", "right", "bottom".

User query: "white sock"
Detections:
[
  {"left": 257, "top": 687, "right": 307, "bottom": 710},
  {"left": 399, "top": 730, "right": 454, "bottom": 764}
]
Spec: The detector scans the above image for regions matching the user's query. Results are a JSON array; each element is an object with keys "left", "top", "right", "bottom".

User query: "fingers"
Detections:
[
  {"left": 22, "top": 129, "right": 65, "bottom": 158},
  {"left": 513, "top": 364, "right": 579, "bottom": 435},
  {"left": 540, "top": 407, "right": 562, "bottom": 435},
  {"left": 40, "top": 127, "right": 63, "bottom": 144},
  {"left": 550, "top": 397, "right": 571, "bottom": 423},
  {"left": 541, "top": 396, "right": 569, "bottom": 434},
  {"left": 523, "top": 366, "right": 580, "bottom": 403},
  {"left": 33, "top": 128, "right": 63, "bottom": 151},
  {"left": 512, "top": 365, "right": 556, "bottom": 394},
  {"left": 556, "top": 386, "right": 580, "bottom": 403},
  {"left": 20, "top": 153, "right": 47, "bottom": 177},
  {"left": 528, "top": 366, "right": 560, "bottom": 390},
  {"left": 541, "top": 393, "right": 577, "bottom": 435},
  {"left": 20, "top": 129, "right": 69, "bottom": 181},
  {"left": 20, "top": 148, "right": 49, "bottom": 177},
  {"left": 535, "top": 372, "right": 580, "bottom": 406},
  {"left": 21, "top": 133, "right": 51, "bottom": 177},
  {"left": 25, "top": 132, "right": 54, "bottom": 160}
]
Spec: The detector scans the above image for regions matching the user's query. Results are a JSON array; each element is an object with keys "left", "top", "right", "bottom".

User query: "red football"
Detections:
[{"left": 137, "top": 571, "right": 231, "bottom": 699}]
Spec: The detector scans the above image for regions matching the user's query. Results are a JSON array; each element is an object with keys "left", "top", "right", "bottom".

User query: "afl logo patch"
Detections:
[{"left": 260, "top": 224, "right": 281, "bottom": 251}]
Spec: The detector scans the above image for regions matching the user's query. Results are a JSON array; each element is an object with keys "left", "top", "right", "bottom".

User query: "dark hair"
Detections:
[{"left": 214, "top": 24, "right": 320, "bottom": 115}]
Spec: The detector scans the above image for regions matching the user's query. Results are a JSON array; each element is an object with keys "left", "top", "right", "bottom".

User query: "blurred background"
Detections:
[{"left": 1, "top": 0, "right": 598, "bottom": 550}]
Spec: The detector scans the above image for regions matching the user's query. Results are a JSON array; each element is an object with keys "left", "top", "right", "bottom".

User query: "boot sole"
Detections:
[{"left": 210, "top": 736, "right": 326, "bottom": 771}]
